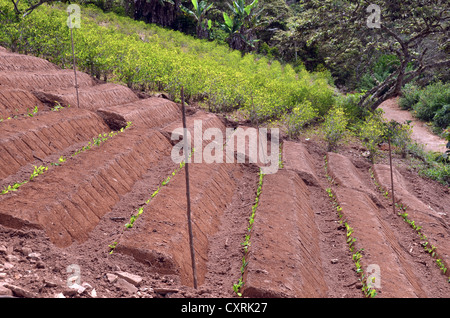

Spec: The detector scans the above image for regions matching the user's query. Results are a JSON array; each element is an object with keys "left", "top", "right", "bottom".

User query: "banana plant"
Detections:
[
  {"left": 220, "top": 0, "right": 263, "bottom": 51},
  {"left": 180, "top": 0, "right": 213, "bottom": 39}
]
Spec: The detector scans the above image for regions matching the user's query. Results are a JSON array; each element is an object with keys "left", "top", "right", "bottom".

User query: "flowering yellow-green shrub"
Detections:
[
  {"left": 324, "top": 105, "right": 348, "bottom": 151},
  {"left": 284, "top": 100, "right": 318, "bottom": 138},
  {"left": 356, "top": 110, "right": 386, "bottom": 162},
  {"left": 0, "top": 1, "right": 335, "bottom": 123}
]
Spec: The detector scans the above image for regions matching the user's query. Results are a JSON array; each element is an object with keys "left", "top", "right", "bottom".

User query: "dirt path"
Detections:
[{"left": 379, "top": 98, "right": 447, "bottom": 153}]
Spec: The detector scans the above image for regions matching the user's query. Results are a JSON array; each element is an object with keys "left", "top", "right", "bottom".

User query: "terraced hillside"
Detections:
[{"left": 0, "top": 48, "right": 449, "bottom": 299}]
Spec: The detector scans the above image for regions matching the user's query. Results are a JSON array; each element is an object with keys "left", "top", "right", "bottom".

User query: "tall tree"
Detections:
[
  {"left": 286, "top": 0, "right": 449, "bottom": 111},
  {"left": 7, "top": 0, "right": 54, "bottom": 19}
]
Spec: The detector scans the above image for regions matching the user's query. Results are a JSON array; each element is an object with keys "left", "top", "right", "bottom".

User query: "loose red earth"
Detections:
[{"left": 0, "top": 47, "right": 449, "bottom": 299}]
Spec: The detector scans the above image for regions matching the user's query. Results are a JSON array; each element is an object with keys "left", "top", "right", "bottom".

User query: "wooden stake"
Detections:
[
  {"left": 388, "top": 137, "right": 396, "bottom": 214},
  {"left": 68, "top": 11, "right": 80, "bottom": 109},
  {"left": 181, "top": 86, "right": 198, "bottom": 289}
]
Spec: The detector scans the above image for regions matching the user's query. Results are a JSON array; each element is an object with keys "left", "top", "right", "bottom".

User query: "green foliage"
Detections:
[
  {"left": 403, "top": 82, "right": 450, "bottom": 129},
  {"left": 406, "top": 141, "right": 450, "bottom": 186},
  {"left": 398, "top": 206, "right": 449, "bottom": 278},
  {"left": 233, "top": 168, "right": 264, "bottom": 297},
  {"left": 284, "top": 100, "right": 318, "bottom": 139},
  {"left": 359, "top": 55, "right": 401, "bottom": 91},
  {"left": 355, "top": 110, "right": 385, "bottom": 162},
  {"left": 335, "top": 92, "right": 368, "bottom": 124},
  {"left": 383, "top": 120, "right": 413, "bottom": 158},
  {"left": 180, "top": 0, "right": 213, "bottom": 39},
  {"left": 433, "top": 104, "right": 450, "bottom": 130},
  {"left": 0, "top": 1, "right": 335, "bottom": 124},
  {"left": 323, "top": 105, "right": 348, "bottom": 151},
  {"left": 436, "top": 129, "right": 450, "bottom": 163},
  {"left": 399, "top": 83, "right": 421, "bottom": 111}
]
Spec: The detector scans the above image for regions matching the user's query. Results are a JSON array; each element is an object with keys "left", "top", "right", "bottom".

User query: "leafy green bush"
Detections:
[
  {"left": 406, "top": 138, "right": 450, "bottom": 186},
  {"left": 356, "top": 110, "right": 385, "bottom": 162},
  {"left": 359, "top": 54, "right": 400, "bottom": 91},
  {"left": 284, "top": 100, "right": 318, "bottom": 138},
  {"left": 0, "top": 0, "right": 336, "bottom": 124},
  {"left": 412, "top": 82, "right": 450, "bottom": 123},
  {"left": 323, "top": 105, "right": 348, "bottom": 151},
  {"left": 433, "top": 104, "right": 450, "bottom": 130},
  {"left": 390, "top": 122, "right": 413, "bottom": 158},
  {"left": 399, "top": 83, "right": 421, "bottom": 110},
  {"left": 334, "top": 92, "right": 368, "bottom": 124}
]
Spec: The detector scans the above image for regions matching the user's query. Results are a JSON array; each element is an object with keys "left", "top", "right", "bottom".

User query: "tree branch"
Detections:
[{"left": 403, "top": 59, "right": 450, "bottom": 84}]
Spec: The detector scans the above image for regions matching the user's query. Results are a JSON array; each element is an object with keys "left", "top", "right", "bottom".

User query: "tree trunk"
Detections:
[{"left": 133, "top": 0, "right": 181, "bottom": 28}]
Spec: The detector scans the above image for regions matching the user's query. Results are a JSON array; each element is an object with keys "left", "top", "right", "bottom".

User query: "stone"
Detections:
[
  {"left": 115, "top": 271, "right": 143, "bottom": 287},
  {"left": 3, "top": 263, "right": 14, "bottom": 270},
  {"left": 63, "top": 283, "right": 86, "bottom": 296},
  {"left": 331, "top": 259, "right": 339, "bottom": 264},
  {"left": 0, "top": 245, "right": 7, "bottom": 254},
  {"left": 44, "top": 279, "right": 58, "bottom": 288},
  {"left": 70, "top": 283, "right": 86, "bottom": 294},
  {"left": 36, "top": 261, "right": 45, "bottom": 269},
  {"left": 20, "top": 247, "right": 32, "bottom": 256},
  {"left": 27, "top": 252, "right": 41, "bottom": 260},
  {"left": 154, "top": 287, "right": 179, "bottom": 295},
  {"left": 62, "top": 288, "right": 77, "bottom": 297},
  {"left": 115, "top": 278, "right": 138, "bottom": 294},
  {"left": 3, "top": 284, "right": 36, "bottom": 298},
  {"left": 0, "top": 284, "right": 13, "bottom": 297},
  {"left": 6, "top": 255, "right": 19, "bottom": 263},
  {"left": 106, "top": 273, "right": 118, "bottom": 283}
]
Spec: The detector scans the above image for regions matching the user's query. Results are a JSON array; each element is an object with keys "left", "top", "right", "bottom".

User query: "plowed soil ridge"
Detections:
[
  {"left": 0, "top": 89, "right": 45, "bottom": 119},
  {"left": 0, "top": 128, "right": 171, "bottom": 248},
  {"left": 34, "top": 83, "right": 140, "bottom": 111},
  {"left": 98, "top": 97, "right": 181, "bottom": 130},
  {"left": 0, "top": 70, "right": 94, "bottom": 91},
  {"left": 0, "top": 108, "right": 109, "bottom": 180},
  {"left": 243, "top": 169, "right": 328, "bottom": 298},
  {"left": 116, "top": 162, "right": 239, "bottom": 287},
  {"left": 0, "top": 53, "right": 60, "bottom": 72},
  {"left": 373, "top": 164, "right": 450, "bottom": 271},
  {"left": 327, "top": 152, "right": 450, "bottom": 297}
]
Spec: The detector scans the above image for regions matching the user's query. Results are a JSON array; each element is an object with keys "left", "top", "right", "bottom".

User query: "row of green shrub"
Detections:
[
  {"left": 319, "top": 93, "right": 449, "bottom": 186},
  {"left": 0, "top": 1, "right": 335, "bottom": 123},
  {"left": 399, "top": 82, "right": 450, "bottom": 131}
]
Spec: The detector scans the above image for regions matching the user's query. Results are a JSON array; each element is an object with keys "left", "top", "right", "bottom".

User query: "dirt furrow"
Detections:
[
  {"left": 0, "top": 89, "right": 45, "bottom": 119},
  {"left": 0, "top": 128, "right": 171, "bottom": 247},
  {"left": 0, "top": 109, "right": 109, "bottom": 180},
  {"left": 242, "top": 169, "right": 328, "bottom": 297},
  {"left": 0, "top": 70, "right": 94, "bottom": 91},
  {"left": 115, "top": 162, "right": 240, "bottom": 287},
  {"left": 33, "top": 83, "right": 139, "bottom": 111},
  {"left": 98, "top": 97, "right": 181, "bottom": 130},
  {"left": 373, "top": 164, "right": 450, "bottom": 274},
  {"left": 0, "top": 53, "right": 60, "bottom": 72}
]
